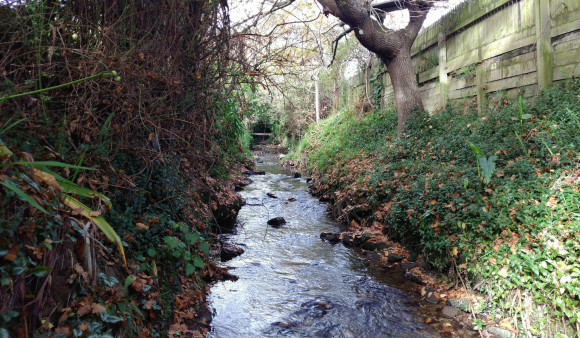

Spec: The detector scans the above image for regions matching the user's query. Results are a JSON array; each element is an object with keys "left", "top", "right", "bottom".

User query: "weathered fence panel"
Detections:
[{"left": 372, "top": 0, "right": 580, "bottom": 112}]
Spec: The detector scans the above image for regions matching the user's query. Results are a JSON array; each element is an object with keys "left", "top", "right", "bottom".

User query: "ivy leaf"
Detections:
[
  {"left": 199, "top": 242, "right": 210, "bottom": 256},
  {"left": 29, "top": 265, "right": 51, "bottom": 277},
  {"left": 0, "top": 328, "right": 10, "bottom": 338},
  {"left": 185, "top": 232, "right": 200, "bottom": 245},
  {"left": 88, "top": 321, "right": 102, "bottom": 332},
  {"left": 193, "top": 256, "right": 204, "bottom": 268},
  {"left": 99, "top": 311, "right": 123, "bottom": 323},
  {"left": 99, "top": 273, "right": 119, "bottom": 287},
  {"left": 1, "top": 310, "right": 19, "bottom": 322},
  {"left": 185, "top": 263, "right": 195, "bottom": 275}
]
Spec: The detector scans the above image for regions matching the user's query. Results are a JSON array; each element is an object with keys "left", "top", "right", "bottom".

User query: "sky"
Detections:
[
  {"left": 229, "top": 0, "right": 468, "bottom": 78},
  {"left": 229, "top": 0, "right": 467, "bottom": 29}
]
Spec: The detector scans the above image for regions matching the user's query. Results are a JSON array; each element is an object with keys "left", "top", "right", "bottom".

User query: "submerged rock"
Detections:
[
  {"left": 267, "top": 217, "right": 286, "bottom": 228},
  {"left": 293, "top": 172, "right": 302, "bottom": 178},
  {"left": 320, "top": 232, "right": 340, "bottom": 244},
  {"left": 267, "top": 192, "right": 278, "bottom": 198},
  {"left": 403, "top": 270, "right": 426, "bottom": 285}
]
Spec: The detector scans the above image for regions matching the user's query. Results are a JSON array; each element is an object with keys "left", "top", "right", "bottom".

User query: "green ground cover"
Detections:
[{"left": 290, "top": 81, "right": 580, "bottom": 335}]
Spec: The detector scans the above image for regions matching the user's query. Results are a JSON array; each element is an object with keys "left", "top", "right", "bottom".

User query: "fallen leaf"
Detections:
[
  {"left": 3, "top": 244, "right": 19, "bottom": 261},
  {"left": 89, "top": 210, "right": 101, "bottom": 217},
  {"left": 136, "top": 222, "right": 149, "bottom": 230}
]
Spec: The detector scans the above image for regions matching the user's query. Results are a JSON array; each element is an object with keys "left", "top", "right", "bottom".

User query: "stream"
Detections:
[{"left": 207, "top": 151, "right": 467, "bottom": 337}]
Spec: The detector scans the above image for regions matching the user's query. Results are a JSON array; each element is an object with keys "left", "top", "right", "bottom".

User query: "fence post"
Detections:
[
  {"left": 476, "top": 64, "right": 487, "bottom": 113},
  {"left": 438, "top": 32, "right": 449, "bottom": 108},
  {"left": 535, "top": 0, "right": 553, "bottom": 89}
]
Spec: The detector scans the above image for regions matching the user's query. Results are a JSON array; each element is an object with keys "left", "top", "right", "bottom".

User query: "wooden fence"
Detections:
[{"left": 374, "top": 0, "right": 580, "bottom": 112}]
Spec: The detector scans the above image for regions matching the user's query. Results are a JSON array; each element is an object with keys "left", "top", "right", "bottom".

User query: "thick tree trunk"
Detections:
[{"left": 383, "top": 50, "right": 424, "bottom": 135}]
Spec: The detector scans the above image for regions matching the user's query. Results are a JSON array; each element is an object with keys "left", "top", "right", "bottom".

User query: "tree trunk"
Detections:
[{"left": 383, "top": 50, "right": 424, "bottom": 135}]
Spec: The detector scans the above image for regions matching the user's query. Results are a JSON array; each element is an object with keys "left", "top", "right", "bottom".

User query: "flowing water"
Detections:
[{"left": 208, "top": 152, "right": 466, "bottom": 337}]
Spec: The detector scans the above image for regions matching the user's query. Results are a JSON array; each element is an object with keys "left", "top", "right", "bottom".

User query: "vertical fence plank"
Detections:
[
  {"left": 535, "top": 0, "right": 554, "bottom": 89},
  {"left": 438, "top": 32, "right": 449, "bottom": 107}
]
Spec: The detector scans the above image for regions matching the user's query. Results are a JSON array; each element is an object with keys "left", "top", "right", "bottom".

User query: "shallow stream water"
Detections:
[{"left": 208, "top": 153, "right": 462, "bottom": 337}]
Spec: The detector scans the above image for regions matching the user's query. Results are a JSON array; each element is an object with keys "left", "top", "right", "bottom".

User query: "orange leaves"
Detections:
[
  {"left": 135, "top": 222, "right": 149, "bottom": 230},
  {"left": 3, "top": 244, "right": 19, "bottom": 261},
  {"left": 75, "top": 297, "right": 107, "bottom": 317}
]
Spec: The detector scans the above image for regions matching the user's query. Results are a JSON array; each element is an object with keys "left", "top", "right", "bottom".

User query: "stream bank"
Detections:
[{"left": 207, "top": 145, "right": 477, "bottom": 337}]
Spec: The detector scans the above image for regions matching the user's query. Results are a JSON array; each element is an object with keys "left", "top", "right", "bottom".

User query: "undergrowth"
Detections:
[
  {"left": 0, "top": 1, "right": 251, "bottom": 337},
  {"left": 291, "top": 81, "right": 580, "bottom": 335}
]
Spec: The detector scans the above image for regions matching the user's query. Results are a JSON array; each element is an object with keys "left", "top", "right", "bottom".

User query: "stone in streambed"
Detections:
[
  {"left": 293, "top": 172, "right": 301, "bottom": 178},
  {"left": 320, "top": 232, "right": 340, "bottom": 244},
  {"left": 400, "top": 263, "right": 419, "bottom": 272},
  {"left": 341, "top": 234, "right": 364, "bottom": 247},
  {"left": 267, "top": 217, "right": 286, "bottom": 228},
  {"left": 267, "top": 192, "right": 277, "bottom": 198},
  {"left": 447, "top": 298, "right": 485, "bottom": 314},
  {"left": 487, "top": 326, "right": 513, "bottom": 338},
  {"left": 404, "top": 270, "right": 426, "bottom": 285},
  {"left": 441, "top": 306, "right": 460, "bottom": 318},
  {"left": 220, "top": 244, "right": 244, "bottom": 262},
  {"left": 423, "top": 286, "right": 440, "bottom": 304},
  {"left": 361, "top": 241, "right": 393, "bottom": 251},
  {"left": 387, "top": 252, "right": 404, "bottom": 263}
]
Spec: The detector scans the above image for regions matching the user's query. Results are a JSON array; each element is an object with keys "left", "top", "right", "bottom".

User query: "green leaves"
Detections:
[
  {"left": 185, "top": 232, "right": 200, "bottom": 245},
  {"left": 99, "top": 273, "right": 120, "bottom": 287},
  {"left": 478, "top": 155, "right": 497, "bottom": 185},
  {"left": 0, "top": 180, "right": 49, "bottom": 214},
  {"left": 99, "top": 311, "right": 123, "bottom": 324},
  {"left": 28, "top": 265, "right": 51, "bottom": 277},
  {"left": 0, "top": 161, "right": 95, "bottom": 170},
  {"left": 63, "top": 196, "right": 126, "bottom": 267},
  {"left": 185, "top": 263, "right": 196, "bottom": 275},
  {"left": 123, "top": 275, "right": 137, "bottom": 293},
  {"left": 467, "top": 142, "right": 483, "bottom": 157}
]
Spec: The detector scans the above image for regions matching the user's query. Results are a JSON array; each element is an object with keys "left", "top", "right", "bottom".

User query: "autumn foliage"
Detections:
[{"left": 1, "top": 0, "right": 250, "bottom": 336}]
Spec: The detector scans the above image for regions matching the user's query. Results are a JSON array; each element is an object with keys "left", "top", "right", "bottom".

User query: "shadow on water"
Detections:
[{"left": 208, "top": 151, "right": 461, "bottom": 337}]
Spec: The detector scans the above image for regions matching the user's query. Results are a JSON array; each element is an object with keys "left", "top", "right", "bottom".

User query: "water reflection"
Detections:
[{"left": 208, "top": 158, "right": 434, "bottom": 337}]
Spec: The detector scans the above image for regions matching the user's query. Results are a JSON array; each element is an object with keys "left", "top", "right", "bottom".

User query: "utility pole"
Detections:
[{"left": 315, "top": 72, "right": 320, "bottom": 123}]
